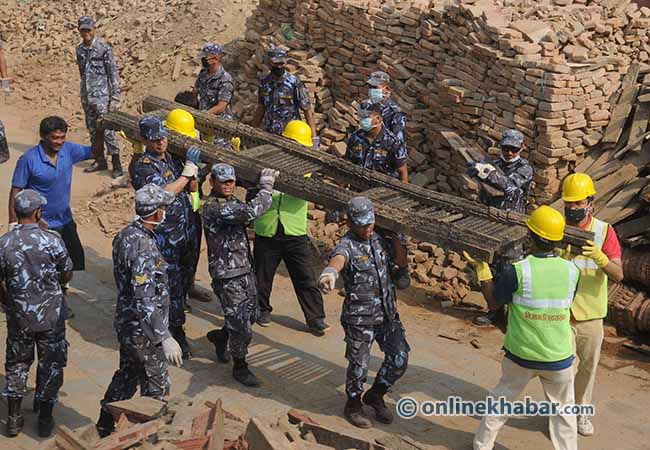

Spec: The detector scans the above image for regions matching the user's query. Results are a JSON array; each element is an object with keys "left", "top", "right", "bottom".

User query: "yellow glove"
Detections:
[
  {"left": 463, "top": 251, "right": 493, "bottom": 282},
  {"left": 230, "top": 137, "right": 241, "bottom": 152},
  {"left": 581, "top": 240, "right": 609, "bottom": 268},
  {"left": 189, "top": 191, "right": 201, "bottom": 212},
  {"left": 557, "top": 244, "right": 571, "bottom": 259}
]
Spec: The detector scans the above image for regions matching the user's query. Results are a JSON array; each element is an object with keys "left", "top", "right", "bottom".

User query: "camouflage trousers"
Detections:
[
  {"left": 100, "top": 330, "right": 170, "bottom": 414},
  {"left": 0, "top": 119, "right": 9, "bottom": 162},
  {"left": 83, "top": 101, "right": 120, "bottom": 156},
  {"left": 157, "top": 236, "right": 191, "bottom": 328},
  {"left": 211, "top": 272, "right": 259, "bottom": 360},
  {"left": 343, "top": 316, "right": 410, "bottom": 398},
  {"left": 3, "top": 315, "right": 67, "bottom": 403}
]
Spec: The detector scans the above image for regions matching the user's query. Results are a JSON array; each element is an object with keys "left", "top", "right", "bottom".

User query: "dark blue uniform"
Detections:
[
  {"left": 258, "top": 72, "right": 311, "bottom": 135},
  {"left": 480, "top": 157, "right": 533, "bottom": 214},
  {"left": 345, "top": 127, "right": 407, "bottom": 180},
  {"left": 381, "top": 98, "right": 406, "bottom": 145}
]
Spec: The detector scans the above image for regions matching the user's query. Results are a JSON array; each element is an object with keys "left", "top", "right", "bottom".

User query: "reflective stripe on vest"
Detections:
[
  {"left": 572, "top": 219, "right": 606, "bottom": 270},
  {"left": 512, "top": 258, "right": 578, "bottom": 310}
]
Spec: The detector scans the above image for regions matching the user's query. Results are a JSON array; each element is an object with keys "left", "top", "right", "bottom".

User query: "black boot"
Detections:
[
  {"left": 6, "top": 398, "right": 23, "bottom": 437},
  {"left": 206, "top": 328, "right": 231, "bottom": 363},
  {"left": 96, "top": 408, "right": 115, "bottom": 438},
  {"left": 232, "top": 358, "right": 260, "bottom": 387},
  {"left": 362, "top": 382, "right": 393, "bottom": 424},
  {"left": 111, "top": 155, "right": 123, "bottom": 179},
  {"left": 37, "top": 401, "right": 55, "bottom": 438},
  {"left": 344, "top": 396, "right": 372, "bottom": 429},
  {"left": 170, "top": 326, "right": 192, "bottom": 359},
  {"left": 84, "top": 157, "right": 108, "bottom": 173}
]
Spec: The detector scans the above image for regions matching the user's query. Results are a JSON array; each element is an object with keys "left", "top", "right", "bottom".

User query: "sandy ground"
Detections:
[{"left": 0, "top": 100, "right": 649, "bottom": 450}]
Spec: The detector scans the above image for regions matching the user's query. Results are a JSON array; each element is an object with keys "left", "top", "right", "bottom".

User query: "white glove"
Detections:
[
  {"left": 259, "top": 168, "right": 279, "bottom": 192},
  {"left": 475, "top": 163, "right": 496, "bottom": 180},
  {"left": 162, "top": 337, "right": 183, "bottom": 367},
  {"left": 318, "top": 267, "right": 339, "bottom": 294},
  {"left": 181, "top": 161, "right": 199, "bottom": 178},
  {"left": 312, "top": 136, "right": 320, "bottom": 150},
  {"left": 8, "top": 222, "right": 18, "bottom": 232}
]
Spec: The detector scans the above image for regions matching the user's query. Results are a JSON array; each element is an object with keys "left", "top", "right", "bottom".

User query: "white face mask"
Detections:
[
  {"left": 500, "top": 154, "right": 520, "bottom": 164},
  {"left": 137, "top": 210, "right": 166, "bottom": 226}
]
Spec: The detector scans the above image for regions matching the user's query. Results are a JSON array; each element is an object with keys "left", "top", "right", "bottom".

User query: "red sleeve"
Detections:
[{"left": 601, "top": 225, "right": 622, "bottom": 260}]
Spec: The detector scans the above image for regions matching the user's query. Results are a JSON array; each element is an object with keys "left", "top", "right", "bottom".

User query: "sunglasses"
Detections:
[{"left": 501, "top": 146, "right": 521, "bottom": 154}]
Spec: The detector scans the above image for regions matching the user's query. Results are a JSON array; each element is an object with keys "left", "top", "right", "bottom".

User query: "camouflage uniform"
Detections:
[
  {"left": 0, "top": 222, "right": 73, "bottom": 403},
  {"left": 133, "top": 150, "right": 191, "bottom": 328},
  {"left": 195, "top": 66, "right": 235, "bottom": 120},
  {"left": 381, "top": 98, "right": 406, "bottom": 146},
  {"left": 76, "top": 36, "right": 121, "bottom": 156},
  {"left": 203, "top": 173, "right": 272, "bottom": 359},
  {"left": 258, "top": 72, "right": 311, "bottom": 135},
  {"left": 345, "top": 127, "right": 407, "bottom": 180},
  {"left": 480, "top": 157, "right": 534, "bottom": 214},
  {"left": 0, "top": 119, "right": 8, "bottom": 163},
  {"left": 100, "top": 219, "right": 172, "bottom": 413},
  {"left": 332, "top": 231, "right": 410, "bottom": 398}
]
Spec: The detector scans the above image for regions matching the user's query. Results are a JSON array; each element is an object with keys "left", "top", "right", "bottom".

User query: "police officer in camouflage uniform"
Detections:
[
  {"left": 132, "top": 116, "right": 201, "bottom": 359},
  {"left": 468, "top": 129, "right": 534, "bottom": 327},
  {"left": 252, "top": 46, "right": 319, "bottom": 148},
  {"left": 76, "top": 16, "right": 123, "bottom": 178},
  {"left": 203, "top": 164, "right": 277, "bottom": 387},
  {"left": 194, "top": 43, "right": 234, "bottom": 120},
  {"left": 346, "top": 100, "right": 409, "bottom": 183},
  {"left": 0, "top": 190, "right": 73, "bottom": 438},
  {"left": 0, "top": 119, "right": 8, "bottom": 164},
  {"left": 367, "top": 71, "right": 406, "bottom": 146},
  {"left": 96, "top": 184, "right": 183, "bottom": 437},
  {"left": 319, "top": 197, "right": 410, "bottom": 429}
]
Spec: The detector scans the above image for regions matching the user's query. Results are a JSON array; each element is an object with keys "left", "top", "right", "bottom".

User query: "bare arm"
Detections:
[
  {"left": 397, "top": 165, "right": 408, "bottom": 183},
  {"left": 604, "top": 257, "right": 624, "bottom": 282},
  {"left": 304, "top": 108, "right": 317, "bottom": 138},
  {"left": 61, "top": 271, "right": 73, "bottom": 285},
  {"left": 8, "top": 186, "right": 20, "bottom": 224},
  {"left": 163, "top": 176, "right": 191, "bottom": 195},
  {"left": 207, "top": 100, "right": 228, "bottom": 116},
  {"left": 252, "top": 105, "right": 265, "bottom": 128},
  {"left": 328, "top": 253, "right": 346, "bottom": 273},
  {"left": 480, "top": 280, "right": 498, "bottom": 311}
]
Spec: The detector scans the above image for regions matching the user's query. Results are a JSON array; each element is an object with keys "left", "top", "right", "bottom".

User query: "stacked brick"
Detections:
[{"left": 231, "top": 0, "right": 650, "bottom": 206}]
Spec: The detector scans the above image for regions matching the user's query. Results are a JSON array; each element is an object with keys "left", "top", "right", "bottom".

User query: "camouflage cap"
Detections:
[
  {"left": 500, "top": 129, "right": 524, "bottom": 148},
  {"left": 78, "top": 16, "right": 95, "bottom": 30},
  {"left": 347, "top": 196, "right": 375, "bottom": 226},
  {"left": 211, "top": 163, "right": 236, "bottom": 182},
  {"left": 139, "top": 116, "right": 168, "bottom": 141},
  {"left": 14, "top": 189, "right": 47, "bottom": 215},
  {"left": 367, "top": 71, "right": 391, "bottom": 87},
  {"left": 199, "top": 43, "right": 223, "bottom": 57},
  {"left": 267, "top": 45, "right": 287, "bottom": 64},
  {"left": 358, "top": 99, "right": 382, "bottom": 117},
  {"left": 135, "top": 183, "right": 175, "bottom": 217}
]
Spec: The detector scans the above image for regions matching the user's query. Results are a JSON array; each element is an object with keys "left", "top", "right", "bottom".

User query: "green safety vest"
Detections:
[
  {"left": 504, "top": 255, "right": 580, "bottom": 363},
  {"left": 569, "top": 217, "right": 609, "bottom": 321},
  {"left": 254, "top": 191, "right": 308, "bottom": 237}
]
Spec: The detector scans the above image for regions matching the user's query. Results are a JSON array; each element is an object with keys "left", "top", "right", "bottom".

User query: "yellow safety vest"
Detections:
[{"left": 570, "top": 217, "right": 609, "bottom": 321}]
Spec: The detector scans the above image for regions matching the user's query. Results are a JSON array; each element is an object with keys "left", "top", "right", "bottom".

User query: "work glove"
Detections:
[
  {"left": 467, "top": 161, "right": 478, "bottom": 178},
  {"left": 475, "top": 163, "right": 496, "bottom": 180},
  {"left": 230, "top": 137, "right": 241, "bottom": 152},
  {"left": 181, "top": 161, "right": 199, "bottom": 178},
  {"left": 318, "top": 267, "right": 339, "bottom": 294},
  {"left": 186, "top": 146, "right": 201, "bottom": 164},
  {"left": 259, "top": 168, "right": 279, "bottom": 192},
  {"left": 582, "top": 240, "right": 609, "bottom": 268},
  {"left": 557, "top": 244, "right": 572, "bottom": 260},
  {"left": 162, "top": 337, "right": 183, "bottom": 367},
  {"left": 8, "top": 222, "right": 18, "bottom": 232},
  {"left": 312, "top": 136, "right": 320, "bottom": 151},
  {"left": 463, "top": 251, "right": 493, "bottom": 282}
]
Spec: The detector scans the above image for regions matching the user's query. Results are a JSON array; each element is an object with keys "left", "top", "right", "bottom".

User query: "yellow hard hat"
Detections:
[
  {"left": 164, "top": 109, "right": 198, "bottom": 139},
  {"left": 526, "top": 205, "right": 566, "bottom": 242},
  {"left": 561, "top": 173, "right": 596, "bottom": 202},
  {"left": 282, "top": 120, "right": 312, "bottom": 147}
]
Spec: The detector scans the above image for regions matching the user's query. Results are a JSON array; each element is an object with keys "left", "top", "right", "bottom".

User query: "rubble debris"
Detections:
[
  {"left": 608, "top": 281, "right": 650, "bottom": 336},
  {"left": 622, "top": 247, "right": 650, "bottom": 290}
]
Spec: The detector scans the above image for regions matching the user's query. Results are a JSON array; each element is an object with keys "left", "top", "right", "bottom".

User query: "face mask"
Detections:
[
  {"left": 500, "top": 154, "right": 520, "bottom": 164},
  {"left": 360, "top": 117, "right": 374, "bottom": 132},
  {"left": 369, "top": 88, "right": 384, "bottom": 103},
  {"left": 564, "top": 206, "right": 587, "bottom": 224},
  {"left": 139, "top": 210, "right": 166, "bottom": 226},
  {"left": 271, "top": 66, "right": 285, "bottom": 77}
]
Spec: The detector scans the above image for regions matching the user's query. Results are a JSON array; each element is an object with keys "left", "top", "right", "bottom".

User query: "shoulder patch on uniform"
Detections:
[
  {"left": 142, "top": 157, "right": 151, "bottom": 164},
  {"left": 134, "top": 274, "right": 149, "bottom": 285},
  {"left": 355, "top": 255, "right": 369, "bottom": 262}
]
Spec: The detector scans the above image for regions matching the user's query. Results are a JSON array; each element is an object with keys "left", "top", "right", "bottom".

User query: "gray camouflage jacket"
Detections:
[{"left": 76, "top": 37, "right": 121, "bottom": 106}]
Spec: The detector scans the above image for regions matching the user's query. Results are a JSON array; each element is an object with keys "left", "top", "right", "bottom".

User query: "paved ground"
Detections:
[{"left": 0, "top": 107, "right": 649, "bottom": 450}]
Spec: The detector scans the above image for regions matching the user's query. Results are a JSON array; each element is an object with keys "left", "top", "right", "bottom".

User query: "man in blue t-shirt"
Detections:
[{"left": 8, "top": 116, "right": 96, "bottom": 273}]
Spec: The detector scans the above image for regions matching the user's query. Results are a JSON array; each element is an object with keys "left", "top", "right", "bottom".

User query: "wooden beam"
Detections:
[
  {"left": 602, "top": 64, "right": 641, "bottom": 145},
  {"left": 597, "top": 178, "right": 649, "bottom": 223},
  {"left": 616, "top": 215, "right": 650, "bottom": 238}
]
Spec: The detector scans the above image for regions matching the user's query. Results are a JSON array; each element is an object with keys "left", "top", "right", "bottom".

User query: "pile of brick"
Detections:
[{"left": 232, "top": 0, "right": 650, "bottom": 205}]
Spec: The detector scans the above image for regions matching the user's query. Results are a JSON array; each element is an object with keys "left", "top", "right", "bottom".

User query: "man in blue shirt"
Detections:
[{"left": 8, "top": 116, "right": 97, "bottom": 273}]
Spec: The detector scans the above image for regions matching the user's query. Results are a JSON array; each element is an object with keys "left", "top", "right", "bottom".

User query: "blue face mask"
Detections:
[
  {"left": 369, "top": 88, "right": 384, "bottom": 103},
  {"left": 360, "top": 117, "right": 374, "bottom": 131}
]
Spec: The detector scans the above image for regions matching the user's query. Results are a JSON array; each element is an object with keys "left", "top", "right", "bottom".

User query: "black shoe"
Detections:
[
  {"left": 96, "top": 408, "right": 115, "bottom": 438},
  {"left": 111, "top": 155, "right": 123, "bottom": 179},
  {"left": 256, "top": 310, "right": 271, "bottom": 327},
  {"left": 84, "top": 159, "right": 108, "bottom": 173},
  {"left": 344, "top": 396, "right": 372, "bottom": 429},
  {"left": 170, "top": 326, "right": 192, "bottom": 359},
  {"left": 37, "top": 401, "right": 54, "bottom": 438},
  {"left": 362, "top": 383, "right": 393, "bottom": 424},
  {"left": 233, "top": 359, "right": 260, "bottom": 387},
  {"left": 307, "top": 318, "right": 331, "bottom": 336},
  {"left": 6, "top": 398, "right": 23, "bottom": 437},
  {"left": 206, "top": 328, "right": 231, "bottom": 363}
]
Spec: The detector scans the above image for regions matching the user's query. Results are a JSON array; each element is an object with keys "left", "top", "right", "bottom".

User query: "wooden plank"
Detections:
[
  {"left": 300, "top": 422, "right": 387, "bottom": 450},
  {"left": 616, "top": 215, "right": 650, "bottom": 238},
  {"left": 594, "top": 164, "right": 639, "bottom": 202},
  {"left": 612, "top": 198, "right": 644, "bottom": 224},
  {"left": 205, "top": 399, "right": 225, "bottom": 450},
  {"left": 93, "top": 419, "right": 164, "bottom": 450},
  {"left": 55, "top": 426, "right": 93, "bottom": 450},
  {"left": 172, "top": 54, "right": 182, "bottom": 81},
  {"left": 106, "top": 397, "right": 168, "bottom": 423},
  {"left": 575, "top": 146, "right": 605, "bottom": 174},
  {"left": 602, "top": 63, "right": 641, "bottom": 145},
  {"left": 597, "top": 178, "right": 649, "bottom": 223}
]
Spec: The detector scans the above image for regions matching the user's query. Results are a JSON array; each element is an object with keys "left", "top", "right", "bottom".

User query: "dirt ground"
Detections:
[{"left": 1, "top": 97, "right": 650, "bottom": 449}]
